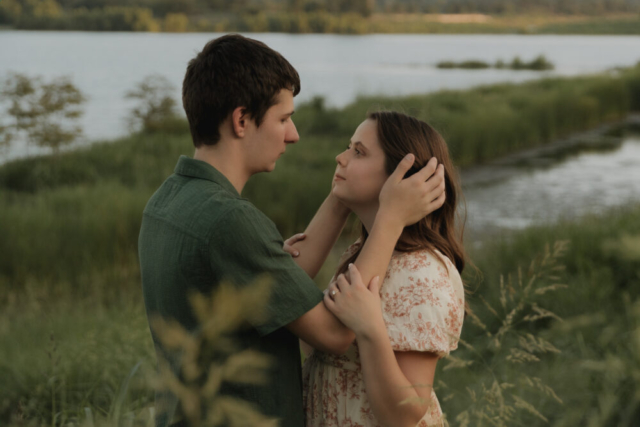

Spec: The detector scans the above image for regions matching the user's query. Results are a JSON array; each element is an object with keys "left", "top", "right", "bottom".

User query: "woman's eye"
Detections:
[{"left": 345, "top": 144, "right": 361, "bottom": 156}]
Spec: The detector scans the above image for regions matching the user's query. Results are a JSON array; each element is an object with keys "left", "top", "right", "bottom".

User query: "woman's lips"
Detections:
[{"left": 334, "top": 174, "right": 346, "bottom": 181}]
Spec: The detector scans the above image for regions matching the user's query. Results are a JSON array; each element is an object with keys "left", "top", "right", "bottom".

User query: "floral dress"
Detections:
[{"left": 302, "top": 241, "right": 465, "bottom": 427}]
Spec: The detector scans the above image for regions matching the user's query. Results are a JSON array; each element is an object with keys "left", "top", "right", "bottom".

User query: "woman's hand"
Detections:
[
  {"left": 378, "top": 155, "right": 446, "bottom": 229},
  {"left": 283, "top": 233, "right": 306, "bottom": 257},
  {"left": 324, "top": 263, "right": 386, "bottom": 339}
]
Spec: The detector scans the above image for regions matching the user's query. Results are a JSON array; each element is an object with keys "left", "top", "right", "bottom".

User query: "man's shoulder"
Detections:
[{"left": 142, "top": 174, "right": 256, "bottom": 237}]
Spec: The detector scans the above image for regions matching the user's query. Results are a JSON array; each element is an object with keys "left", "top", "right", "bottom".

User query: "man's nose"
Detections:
[{"left": 286, "top": 120, "right": 300, "bottom": 144}]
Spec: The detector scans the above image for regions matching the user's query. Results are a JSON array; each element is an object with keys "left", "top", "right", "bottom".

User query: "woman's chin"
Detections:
[
  {"left": 332, "top": 189, "right": 361, "bottom": 210},
  {"left": 331, "top": 187, "right": 348, "bottom": 202}
]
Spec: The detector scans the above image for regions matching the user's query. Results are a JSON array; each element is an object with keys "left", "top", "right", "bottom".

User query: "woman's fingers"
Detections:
[
  {"left": 412, "top": 156, "right": 439, "bottom": 182},
  {"left": 327, "top": 279, "right": 340, "bottom": 300},
  {"left": 430, "top": 187, "right": 446, "bottom": 208},
  {"left": 336, "top": 274, "right": 349, "bottom": 291},
  {"left": 424, "top": 164, "right": 444, "bottom": 190},
  {"left": 388, "top": 153, "right": 416, "bottom": 184},
  {"left": 323, "top": 290, "right": 337, "bottom": 312},
  {"left": 347, "top": 263, "right": 363, "bottom": 288}
]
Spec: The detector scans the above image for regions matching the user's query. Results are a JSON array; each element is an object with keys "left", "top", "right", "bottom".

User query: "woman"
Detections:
[{"left": 295, "top": 111, "right": 468, "bottom": 427}]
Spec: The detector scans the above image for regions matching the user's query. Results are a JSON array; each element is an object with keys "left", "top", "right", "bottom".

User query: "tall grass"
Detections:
[
  {"left": 1, "top": 65, "right": 639, "bottom": 296},
  {"left": 3, "top": 203, "right": 639, "bottom": 425}
]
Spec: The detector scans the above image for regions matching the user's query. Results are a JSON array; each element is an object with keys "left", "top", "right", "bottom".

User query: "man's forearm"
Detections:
[{"left": 290, "top": 194, "right": 351, "bottom": 279}]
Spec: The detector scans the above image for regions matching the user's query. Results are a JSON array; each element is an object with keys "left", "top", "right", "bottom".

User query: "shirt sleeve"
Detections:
[
  {"left": 209, "top": 201, "right": 324, "bottom": 337},
  {"left": 380, "top": 250, "right": 465, "bottom": 358}
]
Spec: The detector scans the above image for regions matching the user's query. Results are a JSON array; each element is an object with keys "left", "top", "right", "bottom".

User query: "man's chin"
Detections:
[{"left": 262, "top": 162, "right": 277, "bottom": 173}]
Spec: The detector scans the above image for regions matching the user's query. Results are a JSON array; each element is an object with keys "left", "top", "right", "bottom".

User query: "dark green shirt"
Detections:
[{"left": 139, "top": 155, "right": 324, "bottom": 427}]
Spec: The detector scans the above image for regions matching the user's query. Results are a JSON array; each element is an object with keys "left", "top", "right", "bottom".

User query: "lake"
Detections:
[
  {"left": 462, "top": 135, "right": 640, "bottom": 244},
  {"left": 2, "top": 31, "right": 640, "bottom": 160}
]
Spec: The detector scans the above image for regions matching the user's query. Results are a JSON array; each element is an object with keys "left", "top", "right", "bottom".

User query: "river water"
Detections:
[
  {"left": 2, "top": 31, "right": 640, "bottom": 160},
  {"left": 461, "top": 134, "right": 640, "bottom": 242}
]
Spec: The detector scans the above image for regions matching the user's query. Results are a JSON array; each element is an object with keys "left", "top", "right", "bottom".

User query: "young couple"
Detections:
[{"left": 139, "top": 34, "right": 467, "bottom": 427}]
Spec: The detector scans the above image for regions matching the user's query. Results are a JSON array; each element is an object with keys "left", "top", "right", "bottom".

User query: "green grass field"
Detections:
[{"left": 1, "top": 65, "right": 640, "bottom": 425}]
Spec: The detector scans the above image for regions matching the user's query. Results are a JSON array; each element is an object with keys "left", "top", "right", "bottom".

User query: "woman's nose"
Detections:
[{"left": 335, "top": 151, "right": 346, "bottom": 166}]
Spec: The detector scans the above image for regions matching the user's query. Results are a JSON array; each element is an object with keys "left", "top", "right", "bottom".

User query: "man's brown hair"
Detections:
[{"left": 182, "top": 34, "right": 301, "bottom": 147}]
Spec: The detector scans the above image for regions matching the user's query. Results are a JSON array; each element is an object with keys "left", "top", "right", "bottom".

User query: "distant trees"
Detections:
[
  {"left": 438, "top": 54, "right": 555, "bottom": 70},
  {"left": 0, "top": 1, "right": 162, "bottom": 31},
  {"left": 3, "top": 0, "right": 640, "bottom": 32},
  {"left": 125, "top": 75, "right": 185, "bottom": 134},
  {"left": 164, "top": 12, "right": 189, "bottom": 32},
  {"left": 0, "top": 73, "right": 86, "bottom": 157},
  {"left": 0, "top": 72, "right": 188, "bottom": 161}
]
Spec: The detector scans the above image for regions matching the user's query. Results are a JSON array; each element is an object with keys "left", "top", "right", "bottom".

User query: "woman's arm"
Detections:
[
  {"left": 357, "top": 325, "right": 440, "bottom": 426},
  {"left": 288, "top": 156, "right": 445, "bottom": 355},
  {"left": 286, "top": 192, "right": 351, "bottom": 279},
  {"left": 325, "top": 266, "right": 439, "bottom": 427}
]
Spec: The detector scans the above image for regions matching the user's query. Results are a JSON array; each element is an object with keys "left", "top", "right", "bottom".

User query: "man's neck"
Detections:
[{"left": 193, "top": 143, "right": 250, "bottom": 195}]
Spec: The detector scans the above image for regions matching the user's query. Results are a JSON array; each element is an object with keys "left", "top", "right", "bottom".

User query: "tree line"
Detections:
[{"left": 1, "top": 0, "right": 639, "bottom": 33}]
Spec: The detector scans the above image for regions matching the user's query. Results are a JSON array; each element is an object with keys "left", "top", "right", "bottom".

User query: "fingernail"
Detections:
[
  {"left": 404, "top": 153, "right": 414, "bottom": 161},
  {"left": 348, "top": 263, "right": 353, "bottom": 269},
  {"left": 294, "top": 251, "right": 299, "bottom": 256}
]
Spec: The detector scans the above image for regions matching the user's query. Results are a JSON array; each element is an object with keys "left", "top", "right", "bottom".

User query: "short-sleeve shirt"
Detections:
[{"left": 139, "top": 155, "right": 324, "bottom": 427}]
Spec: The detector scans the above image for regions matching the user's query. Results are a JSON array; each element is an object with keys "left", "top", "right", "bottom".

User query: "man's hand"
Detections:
[
  {"left": 283, "top": 233, "right": 306, "bottom": 257},
  {"left": 378, "top": 154, "right": 445, "bottom": 230}
]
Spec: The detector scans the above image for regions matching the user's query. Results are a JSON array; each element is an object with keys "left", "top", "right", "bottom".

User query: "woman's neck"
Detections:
[
  {"left": 350, "top": 203, "right": 378, "bottom": 235},
  {"left": 350, "top": 202, "right": 419, "bottom": 254}
]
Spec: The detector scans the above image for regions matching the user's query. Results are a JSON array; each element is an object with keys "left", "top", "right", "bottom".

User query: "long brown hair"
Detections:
[{"left": 337, "top": 111, "right": 471, "bottom": 311}]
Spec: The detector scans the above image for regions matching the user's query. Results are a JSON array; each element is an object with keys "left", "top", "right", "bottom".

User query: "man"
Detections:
[{"left": 139, "top": 34, "right": 446, "bottom": 427}]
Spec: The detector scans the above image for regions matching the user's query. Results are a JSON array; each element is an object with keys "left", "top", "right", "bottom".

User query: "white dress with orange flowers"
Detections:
[{"left": 302, "top": 242, "right": 465, "bottom": 427}]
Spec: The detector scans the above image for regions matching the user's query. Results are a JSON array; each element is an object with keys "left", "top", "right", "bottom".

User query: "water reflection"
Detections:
[{"left": 462, "top": 137, "right": 640, "bottom": 236}]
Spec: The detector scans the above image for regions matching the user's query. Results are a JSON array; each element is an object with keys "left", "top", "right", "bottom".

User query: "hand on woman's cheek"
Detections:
[{"left": 324, "top": 264, "right": 386, "bottom": 338}]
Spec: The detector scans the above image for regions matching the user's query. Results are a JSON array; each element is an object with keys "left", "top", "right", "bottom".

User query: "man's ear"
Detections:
[{"left": 231, "top": 106, "right": 250, "bottom": 138}]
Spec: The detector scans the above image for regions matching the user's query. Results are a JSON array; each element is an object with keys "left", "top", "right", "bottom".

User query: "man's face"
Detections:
[{"left": 244, "top": 88, "right": 299, "bottom": 174}]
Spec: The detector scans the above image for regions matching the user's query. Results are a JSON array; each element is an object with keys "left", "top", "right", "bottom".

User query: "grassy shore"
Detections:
[{"left": 1, "top": 65, "right": 640, "bottom": 425}]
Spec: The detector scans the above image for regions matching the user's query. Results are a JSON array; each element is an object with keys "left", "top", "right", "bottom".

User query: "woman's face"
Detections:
[{"left": 332, "top": 119, "right": 388, "bottom": 207}]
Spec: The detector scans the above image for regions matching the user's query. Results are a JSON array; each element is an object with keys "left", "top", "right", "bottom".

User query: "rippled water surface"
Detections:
[{"left": 463, "top": 137, "right": 640, "bottom": 234}]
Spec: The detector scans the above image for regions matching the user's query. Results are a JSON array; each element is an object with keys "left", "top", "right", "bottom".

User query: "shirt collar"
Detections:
[{"left": 174, "top": 155, "right": 241, "bottom": 198}]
